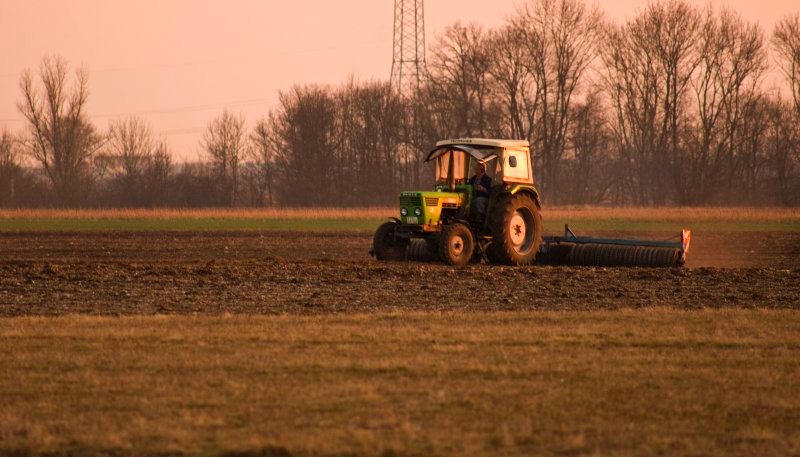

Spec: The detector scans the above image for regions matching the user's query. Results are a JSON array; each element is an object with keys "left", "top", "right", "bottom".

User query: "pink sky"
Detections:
[{"left": 1, "top": 0, "right": 797, "bottom": 159}]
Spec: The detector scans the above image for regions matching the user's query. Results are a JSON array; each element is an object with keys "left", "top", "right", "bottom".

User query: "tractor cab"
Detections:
[
  {"left": 425, "top": 139, "right": 537, "bottom": 223},
  {"left": 427, "top": 139, "right": 534, "bottom": 191}
]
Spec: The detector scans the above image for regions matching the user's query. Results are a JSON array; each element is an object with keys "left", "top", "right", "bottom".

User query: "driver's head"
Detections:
[{"left": 475, "top": 163, "right": 486, "bottom": 174}]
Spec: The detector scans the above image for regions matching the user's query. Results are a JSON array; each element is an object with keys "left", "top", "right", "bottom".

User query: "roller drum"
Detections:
[
  {"left": 406, "top": 239, "right": 439, "bottom": 262},
  {"left": 568, "top": 243, "right": 682, "bottom": 267}
]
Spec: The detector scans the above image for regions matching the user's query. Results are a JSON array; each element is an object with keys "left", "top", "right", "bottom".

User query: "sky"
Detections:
[{"left": 1, "top": 0, "right": 798, "bottom": 160}]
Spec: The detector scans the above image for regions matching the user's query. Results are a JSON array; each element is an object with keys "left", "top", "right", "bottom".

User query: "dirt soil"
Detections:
[{"left": 0, "top": 230, "right": 798, "bottom": 316}]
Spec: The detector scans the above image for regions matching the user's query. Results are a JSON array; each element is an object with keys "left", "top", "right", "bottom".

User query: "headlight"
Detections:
[
  {"left": 414, "top": 207, "right": 422, "bottom": 216},
  {"left": 400, "top": 207, "right": 408, "bottom": 216}
]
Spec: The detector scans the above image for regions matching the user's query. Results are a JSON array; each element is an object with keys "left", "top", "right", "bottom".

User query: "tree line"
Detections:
[{"left": 2, "top": 0, "right": 799, "bottom": 208}]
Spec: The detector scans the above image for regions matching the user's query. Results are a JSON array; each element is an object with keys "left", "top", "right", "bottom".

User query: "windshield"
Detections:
[
  {"left": 435, "top": 150, "right": 499, "bottom": 188},
  {"left": 435, "top": 150, "right": 467, "bottom": 184}
]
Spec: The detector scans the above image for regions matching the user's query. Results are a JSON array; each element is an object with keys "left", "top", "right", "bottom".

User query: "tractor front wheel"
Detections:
[
  {"left": 487, "top": 193, "right": 542, "bottom": 265},
  {"left": 438, "top": 223, "right": 475, "bottom": 266},
  {"left": 372, "top": 222, "right": 408, "bottom": 261}
]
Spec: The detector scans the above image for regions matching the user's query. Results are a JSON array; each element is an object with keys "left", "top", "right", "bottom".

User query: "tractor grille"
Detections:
[
  {"left": 425, "top": 197, "right": 439, "bottom": 207},
  {"left": 400, "top": 195, "right": 422, "bottom": 207},
  {"left": 442, "top": 202, "right": 458, "bottom": 209}
]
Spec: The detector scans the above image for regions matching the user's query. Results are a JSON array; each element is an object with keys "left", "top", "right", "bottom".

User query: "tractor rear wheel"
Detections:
[
  {"left": 438, "top": 223, "right": 475, "bottom": 266},
  {"left": 372, "top": 221, "right": 408, "bottom": 261},
  {"left": 487, "top": 193, "right": 542, "bottom": 265}
]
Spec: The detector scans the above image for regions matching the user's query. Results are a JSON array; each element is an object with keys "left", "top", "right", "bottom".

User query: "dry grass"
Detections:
[
  {"left": 542, "top": 206, "right": 800, "bottom": 224},
  {"left": 2, "top": 310, "right": 799, "bottom": 456},
  {"left": 0, "top": 206, "right": 797, "bottom": 224},
  {"left": 0, "top": 207, "right": 395, "bottom": 220}
]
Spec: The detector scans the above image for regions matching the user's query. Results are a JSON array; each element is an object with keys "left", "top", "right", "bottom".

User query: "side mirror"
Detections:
[{"left": 508, "top": 156, "right": 517, "bottom": 168}]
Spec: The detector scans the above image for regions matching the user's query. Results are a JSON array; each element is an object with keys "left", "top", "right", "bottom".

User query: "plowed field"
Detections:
[{"left": 1, "top": 230, "right": 797, "bottom": 316}]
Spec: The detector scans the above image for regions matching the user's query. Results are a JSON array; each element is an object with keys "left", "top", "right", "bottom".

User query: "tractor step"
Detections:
[{"left": 537, "top": 225, "right": 691, "bottom": 267}]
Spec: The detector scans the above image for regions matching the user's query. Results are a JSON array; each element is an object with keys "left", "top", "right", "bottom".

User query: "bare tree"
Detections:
[
  {"left": 764, "top": 99, "right": 800, "bottom": 205},
  {"left": 248, "top": 117, "right": 277, "bottom": 207},
  {"left": 107, "top": 117, "right": 154, "bottom": 179},
  {"left": 17, "top": 56, "right": 102, "bottom": 206},
  {"left": 201, "top": 110, "right": 246, "bottom": 206},
  {"left": 427, "top": 22, "right": 492, "bottom": 137},
  {"left": 563, "top": 91, "right": 614, "bottom": 204},
  {"left": 514, "top": 0, "right": 603, "bottom": 201},
  {"left": 101, "top": 117, "right": 174, "bottom": 206},
  {"left": 689, "top": 8, "right": 766, "bottom": 203},
  {"left": 486, "top": 25, "right": 540, "bottom": 141},
  {"left": 338, "top": 80, "right": 407, "bottom": 205},
  {"left": 773, "top": 13, "right": 800, "bottom": 114},
  {"left": 104, "top": 116, "right": 155, "bottom": 205},
  {"left": 736, "top": 94, "right": 772, "bottom": 203},
  {"left": 0, "top": 129, "right": 22, "bottom": 207},
  {"left": 270, "top": 86, "right": 340, "bottom": 206},
  {"left": 601, "top": 0, "right": 702, "bottom": 204},
  {"left": 144, "top": 141, "right": 173, "bottom": 207}
]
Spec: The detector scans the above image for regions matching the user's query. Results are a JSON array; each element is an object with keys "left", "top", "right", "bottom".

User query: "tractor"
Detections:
[
  {"left": 372, "top": 138, "right": 542, "bottom": 266},
  {"left": 371, "top": 138, "right": 691, "bottom": 267}
]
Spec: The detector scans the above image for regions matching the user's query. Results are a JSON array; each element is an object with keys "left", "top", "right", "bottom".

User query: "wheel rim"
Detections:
[
  {"left": 450, "top": 235, "right": 466, "bottom": 257},
  {"left": 508, "top": 208, "right": 534, "bottom": 254}
]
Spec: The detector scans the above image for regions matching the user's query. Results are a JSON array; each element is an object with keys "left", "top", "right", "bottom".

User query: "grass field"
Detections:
[
  {"left": 2, "top": 310, "right": 799, "bottom": 457},
  {"left": 0, "top": 207, "right": 798, "bottom": 232}
]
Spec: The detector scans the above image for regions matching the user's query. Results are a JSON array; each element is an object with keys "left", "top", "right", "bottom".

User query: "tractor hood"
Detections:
[{"left": 425, "top": 144, "right": 497, "bottom": 163}]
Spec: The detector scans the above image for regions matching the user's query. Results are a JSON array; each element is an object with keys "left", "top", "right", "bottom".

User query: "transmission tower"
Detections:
[{"left": 390, "top": 0, "right": 428, "bottom": 95}]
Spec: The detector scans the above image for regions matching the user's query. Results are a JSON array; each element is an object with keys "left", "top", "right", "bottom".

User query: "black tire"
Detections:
[
  {"left": 486, "top": 193, "right": 542, "bottom": 265},
  {"left": 372, "top": 222, "right": 408, "bottom": 261},
  {"left": 438, "top": 223, "right": 475, "bottom": 266}
]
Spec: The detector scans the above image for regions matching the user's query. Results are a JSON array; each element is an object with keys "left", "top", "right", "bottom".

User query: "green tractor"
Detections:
[{"left": 372, "top": 138, "right": 543, "bottom": 266}]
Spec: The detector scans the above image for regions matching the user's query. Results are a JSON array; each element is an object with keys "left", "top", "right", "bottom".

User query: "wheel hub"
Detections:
[
  {"left": 450, "top": 237, "right": 464, "bottom": 255},
  {"left": 509, "top": 212, "right": 527, "bottom": 247}
]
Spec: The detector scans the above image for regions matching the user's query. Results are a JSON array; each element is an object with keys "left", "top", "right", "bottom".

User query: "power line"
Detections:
[
  {"left": 93, "top": 39, "right": 389, "bottom": 74},
  {"left": 91, "top": 97, "right": 276, "bottom": 119},
  {"left": 0, "top": 96, "right": 276, "bottom": 124},
  {"left": 0, "top": 39, "right": 390, "bottom": 79},
  {"left": 159, "top": 127, "right": 204, "bottom": 136}
]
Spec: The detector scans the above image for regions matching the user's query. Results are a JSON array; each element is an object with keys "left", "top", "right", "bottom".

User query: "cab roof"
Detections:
[{"left": 434, "top": 138, "right": 530, "bottom": 149}]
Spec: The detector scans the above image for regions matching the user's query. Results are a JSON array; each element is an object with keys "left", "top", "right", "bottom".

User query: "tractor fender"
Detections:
[{"left": 504, "top": 186, "right": 542, "bottom": 210}]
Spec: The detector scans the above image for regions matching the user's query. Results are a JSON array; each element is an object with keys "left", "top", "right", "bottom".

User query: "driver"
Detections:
[{"left": 469, "top": 162, "right": 492, "bottom": 218}]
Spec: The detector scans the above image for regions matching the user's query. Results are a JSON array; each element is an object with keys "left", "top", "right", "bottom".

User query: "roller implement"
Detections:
[
  {"left": 371, "top": 138, "right": 690, "bottom": 267},
  {"left": 537, "top": 225, "right": 691, "bottom": 267}
]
